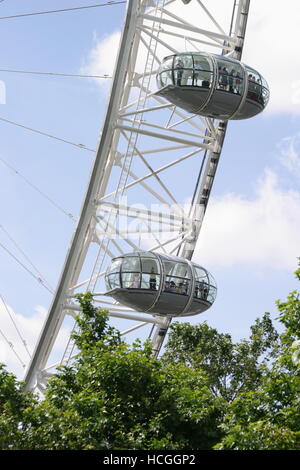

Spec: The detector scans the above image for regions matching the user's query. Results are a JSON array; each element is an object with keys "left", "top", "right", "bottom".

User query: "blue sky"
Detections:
[{"left": 0, "top": 0, "right": 299, "bottom": 377}]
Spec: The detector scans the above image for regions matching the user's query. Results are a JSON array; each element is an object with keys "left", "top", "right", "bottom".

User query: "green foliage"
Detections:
[
  {"left": 163, "top": 312, "right": 279, "bottom": 401},
  {"left": 275, "top": 266, "right": 300, "bottom": 372},
  {"left": 215, "top": 264, "right": 300, "bottom": 450},
  {"left": 72, "top": 292, "right": 122, "bottom": 351},
  {"left": 0, "top": 365, "right": 37, "bottom": 449},
  {"left": 10, "top": 293, "right": 224, "bottom": 450},
  {"left": 215, "top": 421, "right": 300, "bottom": 450},
  {"left": 214, "top": 370, "right": 300, "bottom": 450}
]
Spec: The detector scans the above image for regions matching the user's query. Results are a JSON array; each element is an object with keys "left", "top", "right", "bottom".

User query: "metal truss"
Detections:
[{"left": 24, "top": 0, "right": 251, "bottom": 391}]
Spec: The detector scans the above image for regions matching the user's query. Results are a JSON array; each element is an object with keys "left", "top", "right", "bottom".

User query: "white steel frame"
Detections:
[{"left": 24, "top": 0, "right": 251, "bottom": 391}]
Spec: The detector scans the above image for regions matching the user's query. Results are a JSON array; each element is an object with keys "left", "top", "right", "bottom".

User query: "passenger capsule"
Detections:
[
  {"left": 156, "top": 52, "right": 270, "bottom": 120},
  {"left": 105, "top": 251, "right": 217, "bottom": 317}
]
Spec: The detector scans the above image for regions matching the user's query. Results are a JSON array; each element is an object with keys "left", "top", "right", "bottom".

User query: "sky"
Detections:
[{"left": 0, "top": 0, "right": 300, "bottom": 379}]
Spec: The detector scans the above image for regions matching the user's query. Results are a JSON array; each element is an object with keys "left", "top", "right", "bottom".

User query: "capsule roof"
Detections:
[{"left": 156, "top": 52, "right": 270, "bottom": 120}]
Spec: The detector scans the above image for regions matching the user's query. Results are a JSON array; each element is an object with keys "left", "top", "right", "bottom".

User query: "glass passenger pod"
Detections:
[
  {"left": 105, "top": 251, "right": 217, "bottom": 317},
  {"left": 156, "top": 52, "right": 269, "bottom": 120}
]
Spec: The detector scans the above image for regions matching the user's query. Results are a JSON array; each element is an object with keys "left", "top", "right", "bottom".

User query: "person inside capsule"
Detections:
[{"left": 174, "top": 57, "right": 184, "bottom": 86}]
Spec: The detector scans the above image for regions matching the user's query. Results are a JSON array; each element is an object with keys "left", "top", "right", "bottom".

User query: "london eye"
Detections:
[{"left": 0, "top": 0, "right": 271, "bottom": 392}]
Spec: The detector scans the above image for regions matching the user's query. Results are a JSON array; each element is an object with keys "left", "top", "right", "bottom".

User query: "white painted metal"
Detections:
[{"left": 24, "top": 0, "right": 251, "bottom": 390}]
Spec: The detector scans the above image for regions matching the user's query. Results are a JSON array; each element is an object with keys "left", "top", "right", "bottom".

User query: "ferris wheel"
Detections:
[{"left": 21, "top": 0, "right": 269, "bottom": 391}]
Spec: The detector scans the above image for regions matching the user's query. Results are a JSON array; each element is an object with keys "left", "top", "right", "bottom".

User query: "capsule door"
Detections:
[
  {"left": 150, "top": 259, "right": 191, "bottom": 315},
  {"left": 201, "top": 57, "right": 245, "bottom": 119},
  {"left": 232, "top": 66, "right": 270, "bottom": 120}
]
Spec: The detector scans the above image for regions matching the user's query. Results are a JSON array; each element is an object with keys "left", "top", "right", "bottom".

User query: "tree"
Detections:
[
  {"left": 12, "top": 293, "right": 224, "bottom": 450},
  {"left": 215, "top": 266, "right": 300, "bottom": 450},
  {"left": 0, "top": 365, "right": 37, "bottom": 449},
  {"left": 163, "top": 313, "right": 279, "bottom": 402}
]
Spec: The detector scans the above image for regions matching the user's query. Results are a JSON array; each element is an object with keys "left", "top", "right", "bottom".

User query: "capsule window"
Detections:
[
  {"left": 181, "top": 55, "right": 194, "bottom": 86},
  {"left": 141, "top": 257, "right": 160, "bottom": 290},
  {"left": 245, "top": 66, "right": 263, "bottom": 104},
  {"left": 141, "top": 272, "right": 160, "bottom": 290},
  {"left": 172, "top": 262, "right": 190, "bottom": 278},
  {"left": 261, "top": 87, "right": 270, "bottom": 106},
  {"left": 163, "top": 261, "right": 191, "bottom": 296},
  {"left": 120, "top": 256, "right": 141, "bottom": 289},
  {"left": 260, "top": 74, "right": 270, "bottom": 106},
  {"left": 246, "top": 67, "right": 261, "bottom": 84},
  {"left": 106, "top": 272, "right": 121, "bottom": 290},
  {"left": 141, "top": 257, "right": 160, "bottom": 273},
  {"left": 206, "top": 287, "right": 217, "bottom": 304},
  {"left": 192, "top": 54, "right": 213, "bottom": 88},
  {"left": 173, "top": 55, "right": 193, "bottom": 86},
  {"left": 193, "top": 266, "right": 210, "bottom": 300},
  {"left": 165, "top": 277, "right": 189, "bottom": 295},
  {"left": 159, "top": 56, "right": 175, "bottom": 87},
  {"left": 122, "top": 256, "right": 141, "bottom": 273},
  {"left": 107, "top": 258, "right": 122, "bottom": 274},
  {"left": 216, "top": 59, "right": 244, "bottom": 95},
  {"left": 261, "top": 75, "right": 269, "bottom": 90},
  {"left": 159, "top": 70, "right": 173, "bottom": 87},
  {"left": 194, "top": 266, "right": 208, "bottom": 281},
  {"left": 207, "top": 272, "right": 217, "bottom": 303},
  {"left": 122, "top": 272, "right": 141, "bottom": 289},
  {"left": 161, "top": 56, "right": 174, "bottom": 71},
  {"left": 105, "top": 258, "right": 122, "bottom": 290},
  {"left": 207, "top": 272, "right": 217, "bottom": 288}
]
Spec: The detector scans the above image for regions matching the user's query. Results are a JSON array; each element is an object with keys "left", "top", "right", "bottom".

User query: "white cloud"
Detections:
[
  {"left": 277, "top": 132, "right": 300, "bottom": 180},
  {"left": 195, "top": 167, "right": 300, "bottom": 270},
  {"left": 242, "top": 0, "right": 300, "bottom": 115},
  {"left": 0, "top": 303, "right": 45, "bottom": 379},
  {"left": 80, "top": 31, "right": 121, "bottom": 91}
]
